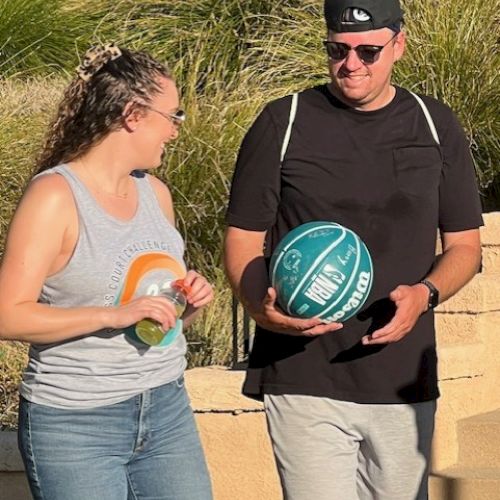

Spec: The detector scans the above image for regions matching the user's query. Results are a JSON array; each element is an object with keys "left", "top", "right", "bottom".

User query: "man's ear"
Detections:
[
  {"left": 393, "top": 30, "right": 406, "bottom": 62},
  {"left": 122, "top": 101, "right": 145, "bottom": 132}
]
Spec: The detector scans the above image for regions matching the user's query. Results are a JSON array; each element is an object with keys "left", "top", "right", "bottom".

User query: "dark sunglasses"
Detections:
[{"left": 323, "top": 32, "right": 398, "bottom": 65}]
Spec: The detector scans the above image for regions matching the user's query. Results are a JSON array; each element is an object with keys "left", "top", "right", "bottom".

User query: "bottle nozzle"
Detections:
[{"left": 172, "top": 279, "right": 192, "bottom": 296}]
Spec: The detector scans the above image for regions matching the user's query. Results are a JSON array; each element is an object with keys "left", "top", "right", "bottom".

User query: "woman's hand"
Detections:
[
  {"left": 181, "top": 270, "right": 214, "bottom": 327},
  {"left": 109, "top": 296, "right": 178, "bottom": 332},
  {"left": 183, "top": 270, "right": 214, "bottom": 309}
]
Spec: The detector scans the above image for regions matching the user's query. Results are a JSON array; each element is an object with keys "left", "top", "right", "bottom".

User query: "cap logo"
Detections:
[
  {"left": 352, "top": 8, "right": 371, "bottom": 21},
  {"left": 341, "top": 7, "right": 372, "bottom": 24}
]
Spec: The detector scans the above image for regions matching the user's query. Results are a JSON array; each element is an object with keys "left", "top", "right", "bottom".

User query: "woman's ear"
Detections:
[{"left": 122, "top": 101, "right": 145, "bottom": 132}]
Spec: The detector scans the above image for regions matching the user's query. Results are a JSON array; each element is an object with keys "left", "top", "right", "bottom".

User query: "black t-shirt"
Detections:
[{"left": 226, "top": 85, "right": 483, "bottom": 404}]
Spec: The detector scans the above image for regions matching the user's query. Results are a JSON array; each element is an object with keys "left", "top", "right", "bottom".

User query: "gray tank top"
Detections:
[{"left": 20, "top": 165, "right": 188, "bottom": 408}]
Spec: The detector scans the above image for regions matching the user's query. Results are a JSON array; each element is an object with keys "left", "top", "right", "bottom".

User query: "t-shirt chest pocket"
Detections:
[{"left": 393, "top": 146, "right": 442, "bottom": 198}]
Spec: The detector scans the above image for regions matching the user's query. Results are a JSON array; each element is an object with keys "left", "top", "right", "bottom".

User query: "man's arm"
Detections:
[
  {"left": 362, "top": 228, "right": 481, "bottom": 345},
  {"left": 223, "top": 226, "right": 343, "bottom": 336},
  {"left": 424, "top": 229, "right": 482, "bottom": 302}
]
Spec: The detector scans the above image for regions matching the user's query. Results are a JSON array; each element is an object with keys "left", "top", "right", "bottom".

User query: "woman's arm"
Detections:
[{"left": 0, "top": 174, "right": 177, "bottom": 343}]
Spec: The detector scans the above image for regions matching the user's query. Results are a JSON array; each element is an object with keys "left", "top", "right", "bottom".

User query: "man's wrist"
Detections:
[
  {"left": 412, "top": 283, "right": 430, "bottom": 314},
  {"left": 419, "top": 279, "right": 440, "bottom": 311}
]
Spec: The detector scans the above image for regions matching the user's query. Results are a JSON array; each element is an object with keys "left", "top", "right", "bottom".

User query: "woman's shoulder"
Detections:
[
  {"left": 143, "top": 173, "right": 175, "bottom": 224},
  {"left": 7, "top": 171, "right": 78, "bottom": 258},
  {"left": 18, "top": 171, "right": 78, "bottom": 229},
  {"left": 27, "top": 171, "right": 75, "bottom": 206}
]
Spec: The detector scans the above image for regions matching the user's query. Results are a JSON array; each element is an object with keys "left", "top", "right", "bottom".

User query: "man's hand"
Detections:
[
  {"left": 224, "top": 226, "right": 343, "bottom": 337},
  {"left": 255, "top": 287, "right": 343, "bottom": 337},
  {"left": 361, "top": 284, "right": 428, "bottom": 345}
]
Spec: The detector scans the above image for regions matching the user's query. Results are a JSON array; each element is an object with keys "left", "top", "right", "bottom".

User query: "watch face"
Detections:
[
  {"left": 420, "top": 280, "right": 439, "bottom": 309},
  {"left": 422, "top": 279, "right": 439, "bottom": 309},
  {"left": 429, "top": 290, "right": 439, "bottom": 308}
]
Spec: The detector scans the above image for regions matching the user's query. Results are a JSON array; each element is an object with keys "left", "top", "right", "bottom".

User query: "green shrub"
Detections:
[
  {"left": 0, "top": 342, "right": 27, "bottom": 429},
  {"left": 0, "top": 0, "right": 83, "bottom": 76}
]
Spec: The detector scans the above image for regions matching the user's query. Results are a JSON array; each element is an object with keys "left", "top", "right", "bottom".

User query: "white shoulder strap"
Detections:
[
  {"left": 280, "top": 93, "right": 299, "bottom": 163},
  {"left": 409, "top": 91, "right": 440, "bottom": 145}
]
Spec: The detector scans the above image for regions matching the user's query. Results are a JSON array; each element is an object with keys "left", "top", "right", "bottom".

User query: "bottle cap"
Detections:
[{"left": 172, "top": 279, "right": 192, "bottom": 296}]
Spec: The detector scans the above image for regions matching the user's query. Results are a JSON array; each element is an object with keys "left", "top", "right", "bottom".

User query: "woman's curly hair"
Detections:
[{"left": 35, "top": 46, "right": 171, "bottom": 174}]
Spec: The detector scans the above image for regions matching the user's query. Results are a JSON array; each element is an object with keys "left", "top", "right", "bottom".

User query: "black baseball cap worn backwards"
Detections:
[{"left": 324, "top": 0, "right": 404, "bottom": 33}]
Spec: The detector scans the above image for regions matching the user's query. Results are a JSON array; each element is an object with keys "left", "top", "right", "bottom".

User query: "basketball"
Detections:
[{"left": 269, "top": 221, "right": 374, "bottom": 323}]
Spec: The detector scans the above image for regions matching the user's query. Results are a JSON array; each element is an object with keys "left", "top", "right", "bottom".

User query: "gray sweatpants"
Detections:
[{"left": 264, "top": 394, "right": 436, "bottom": 500}]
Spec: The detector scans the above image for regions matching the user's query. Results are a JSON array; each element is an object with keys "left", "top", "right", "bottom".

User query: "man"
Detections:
[{"left": 224, "top": 0, "right": 483, "bottom": 498}]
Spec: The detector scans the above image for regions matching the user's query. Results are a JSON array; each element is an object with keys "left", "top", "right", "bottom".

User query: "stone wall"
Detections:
[{"left": 432, "top": 212, "right": 500, "bottom": 470}]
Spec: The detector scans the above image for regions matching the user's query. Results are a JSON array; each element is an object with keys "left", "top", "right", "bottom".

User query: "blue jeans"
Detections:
[{"left": 18, "top": 376, "right": 213, "bottom": 500}]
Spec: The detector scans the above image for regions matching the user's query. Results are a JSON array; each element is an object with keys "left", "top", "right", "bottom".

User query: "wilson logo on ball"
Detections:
[{"left": 269, "top": 221, "right": 373, "bottom": 323}]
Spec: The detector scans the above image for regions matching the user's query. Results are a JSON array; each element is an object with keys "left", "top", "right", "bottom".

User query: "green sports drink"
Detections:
[{"left": 135, "top": 279, "right": 191, "bottom": 346}]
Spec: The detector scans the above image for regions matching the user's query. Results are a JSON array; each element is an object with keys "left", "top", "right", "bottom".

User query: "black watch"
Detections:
[{"left": 420, "top": 279, "right": 440, "bottom": 310}]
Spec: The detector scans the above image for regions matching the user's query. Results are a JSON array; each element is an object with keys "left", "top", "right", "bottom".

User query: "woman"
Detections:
[{"left": 0, "top": 43, "right": 213, "bottom": 500}]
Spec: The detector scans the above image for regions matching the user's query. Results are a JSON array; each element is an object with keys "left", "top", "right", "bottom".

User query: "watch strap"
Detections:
[{"left": 420, "top": 279, "right": 439, "bottom": 310}]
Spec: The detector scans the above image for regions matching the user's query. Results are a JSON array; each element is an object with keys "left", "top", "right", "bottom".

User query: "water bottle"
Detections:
[{"left": 135, "top": 279, "right": 191, "bottom": 346}]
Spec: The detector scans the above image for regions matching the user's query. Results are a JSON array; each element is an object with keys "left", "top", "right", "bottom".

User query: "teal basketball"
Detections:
[{"left": 269, "top": 221, "right": 374, "bottom": 323}]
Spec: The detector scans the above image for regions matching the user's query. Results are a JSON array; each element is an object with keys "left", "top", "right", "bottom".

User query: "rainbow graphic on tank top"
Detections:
[{"left": 114, "top": 253, "right": 186, "bottom": 346}]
